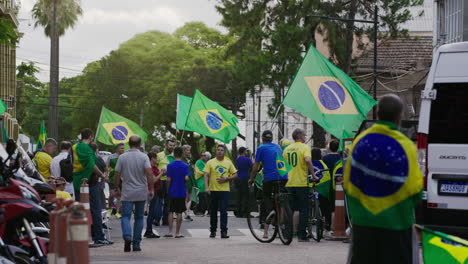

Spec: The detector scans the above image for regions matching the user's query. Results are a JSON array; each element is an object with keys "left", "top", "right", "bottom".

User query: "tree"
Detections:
[
  {"left": 0, "top": 18, "right": 19, "bottom": 47},
  {"left": 32, "top": 0, "right": 82, "bottom": 140}
]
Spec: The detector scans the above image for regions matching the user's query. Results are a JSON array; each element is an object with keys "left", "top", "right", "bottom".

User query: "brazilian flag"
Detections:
[
  {"left": 194, "top": 159, "right": 206, "bottom": 192},
  {"left": 421, "top": 227, "right": 468, "bottom": 264},
  {"left": 0, "top": 98, "right": 7, "bottom": 114},
  {"left": 96, "top": 106, "right": 148, "bottom": 145},
  {"left": 184, "top": 90, "right": 239, "bottom": 143},
  {"left": 343, "top": 122, "right": 423, "bottom": 230},
  {"left": 72, "top": 142, "right": 96, "bottom": 190},
  {"left": 282, "top": 45, "right": 376, "bottom": 139},
  {"left": 36, "top": 120, "right": 47, "bottom": 150},
  {"left": 312, "top": 160, "right": 332, "bottom": 199},
  {"left": 176, "top": 94, "right": 194, "bottom": 131},
  {"left": 276, "top": 153, "right": 292, "bottom": 177}
]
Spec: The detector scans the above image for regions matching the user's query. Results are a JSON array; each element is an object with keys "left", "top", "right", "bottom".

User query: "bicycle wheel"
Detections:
[
  {"left": 277, "top": 193, "right": 293, "bottom": 245},
  {"left": 309, "top": 199, "right": 324, "bottom": 242},
  {"left": 246, "top": 186, "right": 277, "bottom": 243}
]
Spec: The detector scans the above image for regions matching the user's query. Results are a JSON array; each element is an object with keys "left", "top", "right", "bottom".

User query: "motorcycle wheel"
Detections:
[{"left": 13, "top": 253, "right": 33, "bottom": 264}]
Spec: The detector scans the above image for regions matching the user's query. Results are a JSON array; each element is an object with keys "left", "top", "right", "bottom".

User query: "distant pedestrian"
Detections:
[
  {"left": 344, "top": 94, "right": 423, "bottom": 264},
  {"left": 204, "top": 145, "right": 237, "bottom": 238},
  {"left": 50, "top": 141, "right": 74, "bottom": 197},
  {"left": 235, "top": 147, "right": 252, "bottom": 218},
  {"left": 155, "top": 139, "right": 175, "bottom": 226},
  {"left": 182, "top": 145, "right": 194, "bottom": 222},
  {"left": 34, "top": 138, "right": 57, "bottom": 180},
  {"left": 164, "top": 147, "right": 190, "bottom": 238},
  {"left": 322, "top": 139, "right": 341, "bottom": 172},
  {"left": 106, "top": 143, "right": 125, "bottom": 218},
  {"left": 144, "top": 152, "right": 161, "bottom": 239},
  {"left": 114, "top": 135, "right": 154, "bottom": 252}
]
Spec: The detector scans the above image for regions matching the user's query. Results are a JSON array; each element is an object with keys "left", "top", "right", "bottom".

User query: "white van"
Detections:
[{"left": 417, "top": 42, "right": 468, "bottom": 235}]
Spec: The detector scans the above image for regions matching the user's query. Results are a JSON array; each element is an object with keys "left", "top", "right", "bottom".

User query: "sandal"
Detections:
[
  {"left": 175, "top": 235, "right": 184, "bottom": 238},
  {"left": 163, "top": 234, "right": 173, "bottom": 238}
]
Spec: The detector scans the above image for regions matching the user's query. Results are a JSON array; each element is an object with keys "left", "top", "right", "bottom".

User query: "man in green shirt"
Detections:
[{"left": 155, "top": 139, "right": 175, "bottom": 226}]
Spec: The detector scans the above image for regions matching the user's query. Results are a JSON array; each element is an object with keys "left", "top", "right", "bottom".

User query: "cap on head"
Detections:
[{"left": 262, "top": 130, "right": 273, "bottom": 142}]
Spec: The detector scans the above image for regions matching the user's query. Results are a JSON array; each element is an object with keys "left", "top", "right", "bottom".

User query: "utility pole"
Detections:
[
  {"left": 48, "top": 0, "right": 59, "bottom": 139},
  {"left": 257, "top": 94, "right": 261, "bottom": 147},
  {"left": 252, "top": 91, "right": 256, "bottom": 151}
]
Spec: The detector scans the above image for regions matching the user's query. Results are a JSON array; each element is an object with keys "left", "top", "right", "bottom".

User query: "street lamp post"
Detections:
[{"left": 309, "top": 5, "right": 379, "bottom": 119}]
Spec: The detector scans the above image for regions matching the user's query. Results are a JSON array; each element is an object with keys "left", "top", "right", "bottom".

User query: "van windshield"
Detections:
[{"left": 428, "top": 83, "right": 468, "bottom": 144}]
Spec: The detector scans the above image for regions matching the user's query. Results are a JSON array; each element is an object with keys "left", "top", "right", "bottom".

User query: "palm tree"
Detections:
[{"left": 32, "top": 0, "right": 82, "bottom": 140}]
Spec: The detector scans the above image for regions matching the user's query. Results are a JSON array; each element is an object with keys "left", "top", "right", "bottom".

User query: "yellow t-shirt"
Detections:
[
  {"left": 203, "top": 158, "right": 237, "bottom": 192},
  {"left": 56, "top": 190, "right": 72, "bottom": 200},
  {"left": 283, "top": 142, "right": 311, "bottom": 187},
  {"left": 34, "top": 151, "right": 52, "bottom": 180},
  {"left": 157, "top": 151, "right": 174, "bottom": 181}
]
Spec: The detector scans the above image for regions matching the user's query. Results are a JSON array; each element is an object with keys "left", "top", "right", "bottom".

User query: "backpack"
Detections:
[{"left": 60, "top": 152, "right": 74, "bottom": 183}]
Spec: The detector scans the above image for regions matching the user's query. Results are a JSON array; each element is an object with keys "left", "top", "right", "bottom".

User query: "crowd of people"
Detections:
[{"left": 31, "top": 94, "right": 422, "bottom": 263}]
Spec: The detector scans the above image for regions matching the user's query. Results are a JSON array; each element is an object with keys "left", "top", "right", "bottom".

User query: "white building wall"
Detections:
[{"left": 435, "top": 0, "right": 466, "bottom": 46}]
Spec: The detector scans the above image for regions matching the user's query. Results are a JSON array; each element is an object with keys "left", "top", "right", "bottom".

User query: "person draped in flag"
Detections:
[
  {"left": 311, "top": 148, "right": 333, "bottom": 236},
  {"left": 344, "top": 94, "right": 423, "bottom": 264},
  {"left": 249, "top": 130, "right": 288, "bottom": 239}
]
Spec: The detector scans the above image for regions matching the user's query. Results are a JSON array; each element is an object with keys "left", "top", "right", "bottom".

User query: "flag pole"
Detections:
[
  {"left": 95, "top": 106, "right": 104, "bottom": 143},
  {"left": 269, "top": 105, "right": 282, "bottom": 130}
]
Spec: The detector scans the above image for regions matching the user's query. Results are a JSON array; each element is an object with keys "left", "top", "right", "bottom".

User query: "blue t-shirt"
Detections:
[
  {"left": 236, "top": 156, "right": 253, "bottom": 181},
  {"left": 322, "top": 153, "right": 341, "bottom": 173},
  {"left": 167, "top": 160, "right": 189, "bottom": 198},
  {"left": 255, "top": 142, "right": 287, "bottom": 182}
]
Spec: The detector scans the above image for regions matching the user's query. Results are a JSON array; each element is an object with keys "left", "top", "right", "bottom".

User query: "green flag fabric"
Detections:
[
  {"left": 0, "top": 99, "right": 7, "bottom": 114},
  {"left": 313, "top": 160, "right": 333, "bottom": 199},
  {"left": 276, "top": 153, "right": 292, "bottom": 177},
  {"left": 421, "top": 227, "right": 468, "bottom": 264},
  {"left": 0, "top": 120, "right": 8, "bottom": 143},
  {"left": 36, "top": 121, "right": 47, "bottom": 150},
  {"left": 96, "top": 106, "right": 148, "bottom": 145},
  {"left": 72, "top": 142, "right": 96, "bottom": 190},
  {"left": 184, "top": 90, "right": 239, "bottom": 143},
  {"left": 176, "top": 94, "right": 193, "bottom": 131},
  {"left": 282, "top": 45, "right": 377, "bottom": 139}
]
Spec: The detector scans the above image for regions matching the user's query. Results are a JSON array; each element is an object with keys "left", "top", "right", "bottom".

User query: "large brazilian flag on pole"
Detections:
[
  {"left": 176, "top": 94, "right": 194, "bottom": 131},
  {"left": 282, "top": 45, "right": 376, "bottom": 139},
  {"left": 420, "top": 226, "right": 468, "bottom": 264},
  {"left": 96, "top": 106, "right": 148, "bottom": 145},
  {"left": 184, "top": 89, "right": 239, "bottom": 143}
]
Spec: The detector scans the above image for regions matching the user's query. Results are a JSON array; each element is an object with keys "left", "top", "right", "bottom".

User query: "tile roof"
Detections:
[{"left": 355, "top": 36, "right": 433, "bottom": 72}]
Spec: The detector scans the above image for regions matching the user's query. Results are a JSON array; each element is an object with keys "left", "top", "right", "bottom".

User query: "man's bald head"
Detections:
[
  {"left": 377, "top": 94, "right": 403, "bottom": 124},
  {"left": 129, "top": 135, "right": 141, "bottom": 148}
]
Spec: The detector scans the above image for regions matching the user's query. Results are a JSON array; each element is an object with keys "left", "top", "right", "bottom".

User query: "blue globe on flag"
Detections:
[
  {"left": 318, "top": 81, "right": 346, "bottom": 110},
  {"left": 206, "top": 111, "right": 223, "bottom": 130},
  {"left": 217, "top": 167, "right": 225, "bottom": 174},
  {"left": 111, "top": 125, "right": 129, "bottom": 141}
]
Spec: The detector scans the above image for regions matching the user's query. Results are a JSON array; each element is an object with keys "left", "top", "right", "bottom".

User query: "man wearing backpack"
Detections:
[{"left": 50, "top": 141, "right": 74, "bottom": 198}]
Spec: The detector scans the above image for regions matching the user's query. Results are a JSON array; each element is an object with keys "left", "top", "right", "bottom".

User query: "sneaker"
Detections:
[
  {"left": 95, "top": 239, "right": 114, "bottom": 245},
  {"left": 209, "top": 231, "right": 216, "bottom": 238},
  {"left": 184, "top": 215, "right": 193, "bottom": 222},
  {"left": 221, "top": 232, "right": 230, "bottom": 239},
  {"left": 124, "top": 240, "right": 131, "bottom": 252},
  {"left": 144, "top": 232, "right": 160, "bottom": 238},
  {"left": 133, "top": 247, "right": 141, "bottom": 252},
  {"left": 115, "top": 213, "right": 122, "bottom": 219}
]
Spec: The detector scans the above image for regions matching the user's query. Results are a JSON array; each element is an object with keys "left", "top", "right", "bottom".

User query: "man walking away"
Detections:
[
  {"left": 106, "top": 143, "right": 124, "bottom": 218},
  {"left": 164, "top": 147, "right": 189, "bottom": 238},
  {"left": 322, "top": 140, "right": 341, "bottom": 173},
  {"left": 114, "top": 135, "right": 154, "bottom": 252},
  {"left": 34, "top": 138, "right": 57, "bottom": 181},
  {"left": 156, "top": 139, "right": 175, "bottom": 226},
  {"left": 344, "top": 94, "right": 422, "bottom": 264},
  {"left": 50, "top": 141, "right": 74, "bottom": 197},
  {"left": 204, "top": 145, "right": 237, "bottom": 238},
  {"left": 311, "top": 148, "right": 333, "bottom": 236},
  {"left": 235, "top": 147, "right": 252, "bottom": 218},
  {"left": 283, "top": 128, "right": 316, "bottom": 242},
  {"left": 194, "top": 152, "right": 211, "bottom": 216},
  {"left": 89, "top": 143, "right": 113, "bottom": 245},
  {"left": 144, "top": 152, "right": 161, "bottom": 239},
  {"left": 72, "top": 129, "right": 105, "bottom": 201}
]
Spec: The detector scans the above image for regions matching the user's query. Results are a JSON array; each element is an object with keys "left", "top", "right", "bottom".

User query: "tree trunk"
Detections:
[
  {"left": 231, "top": 137, "right": 238, "bottom": 161},
  {"left": 205, "top": 137, "right": 215, "bottom": 155},
  {"left": 48, "top": 0, "right": 59, "bottom": 140},
  {"left": 312, "top": 121, "right": 326, "bottom": 148},
  {"left": 343, "top": 0, "right": 358, "bottom": 74}
]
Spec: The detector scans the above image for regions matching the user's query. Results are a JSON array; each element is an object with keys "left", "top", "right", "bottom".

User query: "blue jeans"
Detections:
[
  {"left": 155, "top": 181, "right": 168, "bottom": 224},
  {"left": 89, "top": 185, "right": 104, "bottom": 241},
  {"left": 287, "top": 187, "right": 309, "bottom": 240},
  {"left": 210, "top": 191, "right": 229, "bottom": 233},
  {"left": 146, "top": 194, "right": 160, "bottom": 233},
  {"left": 121, "top": 201, "right": 146, "bottom": 248}
]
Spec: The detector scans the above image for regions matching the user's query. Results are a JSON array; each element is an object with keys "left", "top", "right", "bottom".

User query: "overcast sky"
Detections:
[{"left": 16, "top": 0, "right": 223, "bottom": 82}]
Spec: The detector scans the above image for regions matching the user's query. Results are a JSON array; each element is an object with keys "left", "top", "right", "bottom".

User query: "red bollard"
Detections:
[
  {"left": 80, "top": 179, "right": 92, "bottom": 225},
  {"left": 46, "top": 180, "right": 57, "bottom": 202},
  {"left": 57, "top": 200, "right": 77, "bottom": 264},
  {"left": 48, "top": 198, "right": 64, "bottom": 264},
  {"left": 328, "top": 181, "right": 348, "bottom": 241},
  {"left": 66, "top": 204, "right": 89, "bottom": 264}
]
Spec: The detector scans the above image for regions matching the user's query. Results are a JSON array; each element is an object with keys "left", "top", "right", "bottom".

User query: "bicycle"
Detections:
[
  {"left": 246, "top": 181, "right": 293, "bottom": 245},
  {"left": 306, "top": 168, "right": 329, "bottom": 242}
]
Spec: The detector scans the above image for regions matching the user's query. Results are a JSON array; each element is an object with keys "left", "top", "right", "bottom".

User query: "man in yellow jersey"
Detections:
[
  {"left": 283, "top": 128, "right": 316, "bottom": 242},
  {"left": 155, "top": 139, "right": 175, "bottom": 226},
  {"left": 34, "top": 138, "right": 57, "bottom": 180},
  {"left": 204, "top": 145, "right": 237, "bottom": 239}
]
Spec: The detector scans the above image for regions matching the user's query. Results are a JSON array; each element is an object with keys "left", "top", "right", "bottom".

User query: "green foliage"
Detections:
[
  {"left": 0, "top": 18, "right": 19, "bottom": 46},
  {"left": 31, "top": 0, "right": 83, "bottom": 37}
]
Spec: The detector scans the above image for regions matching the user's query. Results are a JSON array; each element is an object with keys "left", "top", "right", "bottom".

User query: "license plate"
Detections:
[{"left": 439, "top": 181, "right": 468, "bottom": 195}]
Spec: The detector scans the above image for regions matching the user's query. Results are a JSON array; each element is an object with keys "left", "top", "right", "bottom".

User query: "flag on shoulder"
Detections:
[
  {"left": 276, "top": 153, "right": 292, "bottom": 177},
  {"left": 184, "top": 89, "right": 239, "bottom": 143},
  {"left": 96, "top": 106, "right": 148, "bottom": 145},
  {"left": 282, "top": 45, "right": 376, "bottom": 139},
  {"left": 420, "top": 226, "right": 468, "bottom": 264},
  {"left": 36, "top": 121, "right": 47, "bottom": 150}
]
